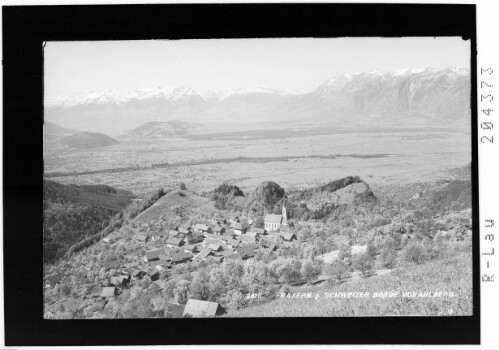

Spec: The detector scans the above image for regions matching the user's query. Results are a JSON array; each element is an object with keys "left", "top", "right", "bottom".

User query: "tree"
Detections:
[
  {"left": 173, "top": 279, "right": 191, "bottom": 304},
  {"left": 315, "top": 241, "right": 327, "bottom": 257},
  {"left": 190, "top": 268, "right": 211, "bottom": 300},
  {"left": 59, "top": 282, "right": 71, "bottom": 298},
  {"left": 353, "top": 253, "right": 374, "bottom": 277},
  {"left": 338, "top": 244, "right": 352, "bottom": 265},
  {"left": 241, "top": 260, "right": 270, "bottom": 293},
  {"left": 325, "top": 259, "right": 349, "bottom": 283},
  {"left": 222, "top": 260, "right": 245, "bottom": 291},
  {"left": 303, "top": 245, "right": 318, "bottom": 261},
  {"left": 301, "top": 260, "right": 320, "bottom": 282},
  {"left": 124, "top": 294, "right": 154, "bottom": 318},
  {"left": 298, "top": 229, "right": 311, "bottom": 242},
  {"left": 178, "top": 182, "right": 187, "bottom": 190},
  {"left": 253, "top": 217, "right": 264, "bottom": 229},
  {"left": 365, "top": 242, "right": 377, "bottom": 258}
]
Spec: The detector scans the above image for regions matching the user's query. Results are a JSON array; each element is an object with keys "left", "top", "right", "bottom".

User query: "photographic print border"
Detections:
[{"left": 3, "top": 3, "right": 479, "bottom": 346}]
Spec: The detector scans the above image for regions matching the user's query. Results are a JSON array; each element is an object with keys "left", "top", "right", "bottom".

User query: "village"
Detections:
[
  {"left": 42, "top": 175, "right": 473, "bottom": 319},
  {"left": 44, "top": 204, "right": 298, "bottom": 317}
]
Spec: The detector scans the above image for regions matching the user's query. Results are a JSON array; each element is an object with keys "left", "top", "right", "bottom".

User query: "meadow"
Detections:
[
  {"left": 44, "top": 129, "right": 471, "bottom": 195},
  {"left": 226, "top": 250, "right": 473, "bottom": 317}
]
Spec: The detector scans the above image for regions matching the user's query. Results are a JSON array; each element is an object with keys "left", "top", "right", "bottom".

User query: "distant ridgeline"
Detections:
[{"left": 43, "top": 180, "right": 165, "bottom": 264}]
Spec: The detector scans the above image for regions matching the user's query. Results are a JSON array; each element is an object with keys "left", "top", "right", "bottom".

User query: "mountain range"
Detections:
[{"left": 45, "top": 67, "right": 470, "bottom": 136}]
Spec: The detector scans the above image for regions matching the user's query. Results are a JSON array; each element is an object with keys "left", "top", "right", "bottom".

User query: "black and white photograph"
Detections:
[{"left": 42, "top": 37, "right": 473, "bottom": 319}]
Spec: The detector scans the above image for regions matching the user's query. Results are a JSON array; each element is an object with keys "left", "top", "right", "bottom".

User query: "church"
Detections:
[{"left": 264, "top": 202, "right": 288, "bottom": 231}]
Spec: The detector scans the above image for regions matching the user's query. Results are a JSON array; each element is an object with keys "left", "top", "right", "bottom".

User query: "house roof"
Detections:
[
  {"left": 225, "top": 253, "right": 242, "bottom": 261},
  {"left": 110, "top": 275, "right": 129, "bottom": 285},
  {"left": 225, "top": 229, "right": 236, "bottom": 236},
  {"left": 149, "top": 259, "right": 170, "bottom": 268},
  {"left": 254, "top": 228, "right": 266, "bottom": 234},
  {"left": 281, "top": 232, "right": 296, "bottom": 241},
  {"left": 167, "top": 238, "right": 183, "bottom": 246},
  {"left": 147, "top": 268, "right": 159, "bottom": 276},
  {"left": 136, "top": 234, "right": 148, "bottom": 241},
  {"left": 101, "top": 287, "right": 117, "bottom": 298},
  {"left": 195, "top": 224, "right": 210, "bottom": 231},
  {"left": 149, "top": 282, "right": 162, "bottom": 291},
  {"left": 232, "top": 222, "right": 249, "bottom": 230},
  {"left": 145, "top": 249, "right": 165, "bottom": 261},
  {"left": 205, "top": 238, "right": 222, "bottom": 246},
  {"left": 264, "top": 214, "right": 282, "bottom": 224},
  {"left": 237, "top": 235, "right": 256, "bottom": 244},
  {"left": 183, "top": 244, "right": 199, "bottom": 251},
  {"left": 185, "top": 234, "right": 202, "bottom": 242},
  {"left": 171, "top": 251, "right": 193, "bottom": 262},
  {"left": 208, "top": 243, "right": 221, "bottom": 251},
  {"left": 246, "top": 231, "right": 258, "bottom": 238},
  {"left": 167, "top": 303, "right": 186, "bottom": 318},
  {"left": 178, "top": 228, "right": 190, "bottom": 234},
  {"left": 200, "top": 248, "right": 212, "bottom": 259},
  {"left": 227, "top": 238, "right": 240, "bottom": 247},
  {"left": 183, "top": 299, "right": 219, "bottom": 318},
  {"left": 129, "top": 268, "right": 145, "bottom": 277},
  {"left": 220, "top": 249, "right": 235, "bottom": 257},
  {"left": 236, "top": 246, "right": 254, "bottom": 258},
  {"left": 208, "top": 256, "right": 223, "bottom": 263}
]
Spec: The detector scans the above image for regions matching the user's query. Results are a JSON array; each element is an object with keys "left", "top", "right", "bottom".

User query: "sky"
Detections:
[{"left": 44, "top": 37, "right": 470, "bottom": 101}]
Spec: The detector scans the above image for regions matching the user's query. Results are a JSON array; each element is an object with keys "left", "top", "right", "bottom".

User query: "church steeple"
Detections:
[{"left": 282, "top": 198, "right": 287, "bottom": 225}]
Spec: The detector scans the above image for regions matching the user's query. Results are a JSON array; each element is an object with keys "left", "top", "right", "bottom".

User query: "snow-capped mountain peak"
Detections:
[
  {"left": 47, "top": 86, "right": 202, "bottom": 107},
  {"left": 202, "top": 86, "right": 295, "bottom": 101}
]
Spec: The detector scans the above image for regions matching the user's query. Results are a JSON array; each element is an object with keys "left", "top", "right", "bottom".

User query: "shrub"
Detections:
[
  {"left": 365, "top": 242, "right": 377, "bottom": 258},
  {"left": 253, "top": 217, "right": 264, "bottom": 229},
  {"left": 224, "top": 290, "right": 248, "bottom": 310},
  {"left": 124, "top": 294, "right": 154, "bottom": 318},
  {"left": 399, "top": 241, "right": 427, "bottom": 265},
  {"left": 378, "top": 246, "right": 398, "bottom": 269},
  {"left": 276, "top": 260, "right": 302, "bottom": 284}
]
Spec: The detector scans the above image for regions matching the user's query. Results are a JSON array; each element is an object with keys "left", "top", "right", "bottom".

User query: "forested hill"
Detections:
[{"left": 43, "top": 180, "right": 135, "bottom": 264}]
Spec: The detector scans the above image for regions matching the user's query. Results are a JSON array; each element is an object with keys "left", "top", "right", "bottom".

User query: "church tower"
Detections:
[{"left": 281, "top": 198, "right": 288, "bottom": 226}]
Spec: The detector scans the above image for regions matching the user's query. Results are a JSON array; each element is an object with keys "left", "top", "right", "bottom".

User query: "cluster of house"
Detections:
[{"left": 44, "top": 210, "right": 298, "bottom": 311}]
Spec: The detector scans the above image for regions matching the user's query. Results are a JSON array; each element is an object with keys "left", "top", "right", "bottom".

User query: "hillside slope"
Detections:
[
  {"left": 43, "top": 121, "right": 80, "bottom": 142},
  {"left": 61, "top": 132, "right": 119, "bottom": 149},
  {"left": 43, "top": 180, "right": 134, "bottom": 263},
  {"left": 133, "top": 189, "right": 219, "bottom": 224},
  {"left": 122, "top": 120, "right": 202, "bottom": 139},
  {"left": 225, "top": 252, "right": 472, "bottom": 317}
]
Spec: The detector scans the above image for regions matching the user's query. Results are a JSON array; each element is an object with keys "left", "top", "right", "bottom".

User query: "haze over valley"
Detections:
[{"left": 44, "top": 67, "right": 470, "bottom": 195}]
